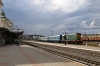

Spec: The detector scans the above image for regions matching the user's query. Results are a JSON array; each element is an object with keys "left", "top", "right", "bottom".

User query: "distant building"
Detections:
[{"left": 22, "top": 34, "right": 45, "bottom": 40}]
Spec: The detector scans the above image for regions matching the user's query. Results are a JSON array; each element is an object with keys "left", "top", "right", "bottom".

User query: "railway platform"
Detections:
[
  {"left": 24, "top": 40, "right": 100, "bottom": 52},
  {"left": 22, "top": 40, "right": 100, "bottom": 65},
  {"left": 0, "top": 43, "right": 86, "bottom": 66}
]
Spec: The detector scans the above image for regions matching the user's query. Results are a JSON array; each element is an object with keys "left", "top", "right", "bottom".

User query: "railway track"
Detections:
[{"left": 22, "top": 41, "right": 100, "bottom": 66}]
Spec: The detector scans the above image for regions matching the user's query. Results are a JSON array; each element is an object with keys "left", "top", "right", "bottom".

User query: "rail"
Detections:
[{"left": 22, "top": 41, "right": 100, "bottom": 66}]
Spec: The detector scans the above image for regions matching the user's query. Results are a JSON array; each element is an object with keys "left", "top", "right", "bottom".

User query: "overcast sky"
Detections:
[{"left": 2, "top": 0, "right": 100, "bottom": 36}]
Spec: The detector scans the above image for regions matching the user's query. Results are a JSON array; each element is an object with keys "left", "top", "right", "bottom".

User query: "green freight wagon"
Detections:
[{"left": 61, "top": 33, "right": 83, "bottom": 44}]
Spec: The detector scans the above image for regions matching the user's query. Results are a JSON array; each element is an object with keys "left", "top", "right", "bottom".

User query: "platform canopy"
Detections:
[{"left": 0, "top": 27, "right": 24, "bottom": 38}]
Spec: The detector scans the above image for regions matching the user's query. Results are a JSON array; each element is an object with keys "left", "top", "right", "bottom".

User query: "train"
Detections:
[
  {"left": 38, "top": 33, "right": 83, "bottom": 44},
  {"left": 81, "top": 36, "right": 100, "bottom": 42}
]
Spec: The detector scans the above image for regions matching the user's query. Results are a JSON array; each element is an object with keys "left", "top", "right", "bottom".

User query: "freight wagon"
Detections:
[{"left": 81, "top": 36, "right": 100, "bottom": 42}]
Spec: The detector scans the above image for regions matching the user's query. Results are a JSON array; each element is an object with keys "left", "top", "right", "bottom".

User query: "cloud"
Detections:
[
  {"left": 52, "top": 24, "right": 66, "bottom": 31},
  {"left": 3, "top": 0, "right": 86, "bottom": 14},
  {"left": 2, "top": 0, "right": 100, "bottom": 35},
  {"left": 79, "top": 20, "right": 100, "bottom": 30},
  {"left": 28, "top": 0, "right": 86, "bottom": 13}
]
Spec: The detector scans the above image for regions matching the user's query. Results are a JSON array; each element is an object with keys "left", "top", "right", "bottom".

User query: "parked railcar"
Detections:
[
  {"left": 61, "top": 33, "right": 83, "bottom": 44},
  {"left": 38, "top": 35, "right": 62, "bottom": 42},
  {"left": 42, "top": 37, "right": 48, "bottom": 42},
  {"left": 81, "top": 36, "right": 100, "bottom": 42},
  {"left": 48, "top": 35, "right": 62, "bottom": 42},
  {"left": 39, "top": 37, "right": 48, "bottom": 42}
]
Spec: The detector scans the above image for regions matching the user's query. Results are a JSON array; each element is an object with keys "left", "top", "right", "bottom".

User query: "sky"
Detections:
[{"left": 2, "top": 0, "right": 100, "bottom": 36}]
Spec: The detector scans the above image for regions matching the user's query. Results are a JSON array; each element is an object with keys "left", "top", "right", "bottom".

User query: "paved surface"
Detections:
[
  {"left": 25, "top": 40, "right": 100, "bottom": 52},
  {"left": 0, "top": 43, "right": 86, "bottom": 66}
]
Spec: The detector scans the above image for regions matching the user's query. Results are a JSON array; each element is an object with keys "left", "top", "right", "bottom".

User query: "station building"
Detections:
[{"left": 0, "top": 0, "right": 24, "bottom": 46}]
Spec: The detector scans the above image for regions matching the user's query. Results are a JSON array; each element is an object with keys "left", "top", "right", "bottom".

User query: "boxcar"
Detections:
[{"left": 81, "top": 36, "right": 100, "bottom": 42}]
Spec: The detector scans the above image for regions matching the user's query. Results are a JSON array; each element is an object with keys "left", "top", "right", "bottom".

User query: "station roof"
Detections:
[{"left": 0, "top": 27, "right": 24, "bottom": 38}]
